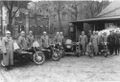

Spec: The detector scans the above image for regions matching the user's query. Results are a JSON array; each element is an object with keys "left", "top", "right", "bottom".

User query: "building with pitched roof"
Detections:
[{"left": 70, "top": 1, "right": 120, "bottom": 41}]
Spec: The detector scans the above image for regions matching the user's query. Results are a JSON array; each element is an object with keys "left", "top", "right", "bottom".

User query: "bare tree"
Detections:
[
  {"left": 85, "top": 0, "right": 110, "bottom": 18},
  {"left": 2, "top": 1, "right": 29, "bottom": 33}
]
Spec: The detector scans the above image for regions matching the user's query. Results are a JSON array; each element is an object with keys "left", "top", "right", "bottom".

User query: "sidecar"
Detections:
[
  {"left": 63, "top": 39, "right": 81, "bottom": 57},
  {"left": 14, "top": 41, "right": 45, "bottom": 65}
]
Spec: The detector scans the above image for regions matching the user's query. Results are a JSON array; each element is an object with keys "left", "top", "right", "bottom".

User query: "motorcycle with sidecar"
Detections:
[
  {"left": 14, "top": 41, "right": 45, "bottom": 65},
  {"left": 62, "top": 39, "right": 81, "bottom": 57},
  {"left": 14, "top": 41, "right": 61, "bottom": 65}
]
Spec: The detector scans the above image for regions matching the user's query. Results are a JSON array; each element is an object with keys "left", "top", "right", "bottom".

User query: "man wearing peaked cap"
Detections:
[
  {"left": 1, "top": 30, "right": 14, "bottom": 70},
  {"left": 107, "top": 30, "right": 114, "bottom": 55}
]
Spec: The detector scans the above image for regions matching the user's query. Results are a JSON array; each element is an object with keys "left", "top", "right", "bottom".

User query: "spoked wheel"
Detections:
[
  {"left": 89, "top": 53, "right": 94, "bottom": 58},
  {"left": 1, "top": 60, "right": 5, "bottom": 67},
  {"left": 104, "top": 52, "right": 109, "bottom": 58},
  {"left": 59, "top": 50, "right": 65, "bottom": 58},
  {"left": 33, "top": 51, "right": 45, "bottom": 65},
  {"left": 76, "top": 50, "right": 81, "bottom": 57},
  {"left": 52, "top": 50, "right": 61, "bottom": 61}
]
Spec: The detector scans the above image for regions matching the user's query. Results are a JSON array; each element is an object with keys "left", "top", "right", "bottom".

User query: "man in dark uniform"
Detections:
[
  {"left": 115, "top": 30, "right": 120, "bottom": 55},
  {"left": 107, "top": 30, "right": 114, "bottom": 55},
  {"left": 118, "top": 31, "right": 120, "bottom": 54}
]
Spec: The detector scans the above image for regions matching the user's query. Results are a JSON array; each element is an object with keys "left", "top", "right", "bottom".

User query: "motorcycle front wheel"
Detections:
[
  {"left": 52, "top": 50, "right": 61, "bottom": 61},
  {"left": 33, "top": 51, "right": 45, "bottom": 65}
]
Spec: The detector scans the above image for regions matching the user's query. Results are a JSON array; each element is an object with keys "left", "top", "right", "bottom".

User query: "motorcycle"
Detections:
[
  {"left": 54, "top": 42, "right": 64, "bottom": 58},
  {"left": 86, "top": 42, "right": 94, "bottom": 58},
  {"left": 99, "top": 42, "right": 109, "bottom": 57},
  {"left": 41, "top": 43, "right": 61, "bottom": 61}
]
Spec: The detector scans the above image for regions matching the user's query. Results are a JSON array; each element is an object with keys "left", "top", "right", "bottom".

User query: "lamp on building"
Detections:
[{"left": 69, "top": 23, "right": 74, "bottom": 32}]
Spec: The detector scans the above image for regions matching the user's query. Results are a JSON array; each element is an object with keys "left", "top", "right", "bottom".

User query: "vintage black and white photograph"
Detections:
[{"left": 0, "top": 0, "right": 120, "bottom": 82}]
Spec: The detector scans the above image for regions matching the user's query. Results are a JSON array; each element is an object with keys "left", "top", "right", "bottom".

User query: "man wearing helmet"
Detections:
[
  {"left": 1, "top": 30, "right": 14, "bottom": 70},
  {"left": 59, "top": 32, "right": 64, "bottom": 44},
  {"left": 18, "top": 31, "right": 28, "bottom": 49},
  {"left": 79, "top": 31, "right": 88, "bottom": 55},
  {"left": 54, "top": 32, "right": 60, "bottom": 44},
  {"left": 41, "top": 31, "right": 49, "bottom": 48},
  {"left": 27, "top": 31, "right": 34, "bottom": 48},
  {"left": 90, "top": 31, "right": 99, "bottom": 55}
]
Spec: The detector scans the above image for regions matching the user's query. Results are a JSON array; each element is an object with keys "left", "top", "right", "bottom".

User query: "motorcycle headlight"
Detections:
[{"left": 66, "top": 45, "right": 71, "bottom": 48}]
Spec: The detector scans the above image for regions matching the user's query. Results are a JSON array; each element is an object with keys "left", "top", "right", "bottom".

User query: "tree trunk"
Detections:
[
  {"left": 58, "top": 11, "right": 62, "bottom": 32},
  {"left": 7, "top": 10, "right": 13, "bottom": 35}
]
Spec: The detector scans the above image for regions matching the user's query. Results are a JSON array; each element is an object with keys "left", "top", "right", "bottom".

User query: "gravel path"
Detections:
[{"left": 0, "top": 55, "right": 120, "bottom": 82}]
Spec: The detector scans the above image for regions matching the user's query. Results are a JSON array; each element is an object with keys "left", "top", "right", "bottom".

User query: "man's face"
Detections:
[
  {"left": 89, "top": 30, "right": 92, "bottom": 34},
  {"left": 60, "top": 32, "right": 63, "bottom": 35},
  {"left": 116, "top": 31, "right": 119, "bottom": 34},
  {"left": 29, "top": 31, "right": 32, "bottom": 35},
  {"left": 56, "top": 32, "right": 59, "bottom": 35},
  {"left": 93, "top": 31, "right": 95, "bottom": 35},
  {"left": 82, "top": 31, "right": 84, "bottom": 35},
  {"left": 43, "top": 33, "right": 46, "bottom": 36},
  {"left": 6, "top": 33, "right": 11, "bottom": 37},
  {"left": 103, "top": 32, "right": 106, "bottom": 36},
  {"left": 21, "top": 33, "right": 25, "bottom": 37}
]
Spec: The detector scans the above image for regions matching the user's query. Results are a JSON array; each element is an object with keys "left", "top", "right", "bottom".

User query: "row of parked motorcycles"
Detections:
[{"left": 13, "top": 39, "right": 110, "bottom": 65}]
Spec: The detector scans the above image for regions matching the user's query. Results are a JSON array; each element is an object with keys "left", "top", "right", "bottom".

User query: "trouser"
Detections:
[
  {"left": 81, "top": 43, "right": 86, "bottom": 54},
  {"left": 93, "top": 45, "right": 98, "bottom": 55},
  {"left": 119, "top": 44, "right": 120, "bottom": 53},
  {"left": 98, "top": 44, "right": 104, "bottom": 52},
  {"left": 108, "top": 44, "right": 114, "bottom": 55},
  {"left": 114, "top": 44, "right": 119, "bottom": 55}
]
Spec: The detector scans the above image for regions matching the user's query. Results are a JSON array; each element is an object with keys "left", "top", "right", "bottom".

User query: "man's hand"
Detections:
[
  {"left": 4, "top": 53, "right": 7, "bottom": 55},
  {"left": 0, "top": 50, "right": 3, "bottom": 54}
]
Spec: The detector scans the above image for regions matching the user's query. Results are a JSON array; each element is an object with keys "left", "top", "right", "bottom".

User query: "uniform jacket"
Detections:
[{"left": 1, "top": 37, "right": 14, "bottom": 66}]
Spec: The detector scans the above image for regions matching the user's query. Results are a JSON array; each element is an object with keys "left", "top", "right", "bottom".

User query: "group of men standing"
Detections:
[
  {"left": 1, "top": 30, "right": 64, "bottom": 70},
  {"left": 79, "top": 31, "right": 100, "bottom": 55},
  {"left": 1, "top": 28, "right": 120, "bottom": 70},
  {"left": 107, "top": 30, "right": 120, "bottom": 55},
  {"left": 1, "top": 30, "right": 34, "bottom": 70},
  {"left": 79, "top": 30, "right": 120, "bottom": 56}
]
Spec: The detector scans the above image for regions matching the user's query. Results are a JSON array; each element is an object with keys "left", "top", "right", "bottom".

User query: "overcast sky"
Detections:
[{"left": 31, "top": 0, "right": 115, "bottom": 2}]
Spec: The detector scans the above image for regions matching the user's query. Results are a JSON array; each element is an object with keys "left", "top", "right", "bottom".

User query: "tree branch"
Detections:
[
  {"left": 3, "top": 1, "right": 10, "bottom": 10},
  {"left": 12, "top": 7, "right": 20, "bottom": 18}
]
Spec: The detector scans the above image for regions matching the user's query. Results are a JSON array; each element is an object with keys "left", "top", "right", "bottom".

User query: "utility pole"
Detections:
[{"left": 0, "top": 2, "right": 2, "bottom": 35}]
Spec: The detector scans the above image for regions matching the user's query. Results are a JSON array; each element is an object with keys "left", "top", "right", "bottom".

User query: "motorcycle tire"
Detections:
[
  {"left": 60, "top": 50, "right": 65, "bottom": 58},
  {"left": 89, "top": 53, "right": 94, "bottom": 58},
  {"left": 52, "top": 50, "right": 61, "bottom": 61},
  {"left": 76, "top": 52, "right": 81, "bottom": 57},
  {"left": 104, "top": 52, "right": 109, "bottom": 58},
  {"left": 33, "top": 51, "right": 45, "bottom": 65}
]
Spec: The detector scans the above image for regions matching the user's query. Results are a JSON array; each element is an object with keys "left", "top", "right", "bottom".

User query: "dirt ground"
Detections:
[{"left": 0, "top": 55, "right": 120, "bottom": 82}]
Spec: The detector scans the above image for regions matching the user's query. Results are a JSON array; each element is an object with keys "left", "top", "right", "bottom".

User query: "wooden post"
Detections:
[
  {"left": 25, "top": 11, "right": 29, "bottom": 34},
  {"left": 0, "top": 4, "right": 2, "bottom": 35},
  {"left": 75, "top": 24, "right": 77, "bottom": 42}
]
